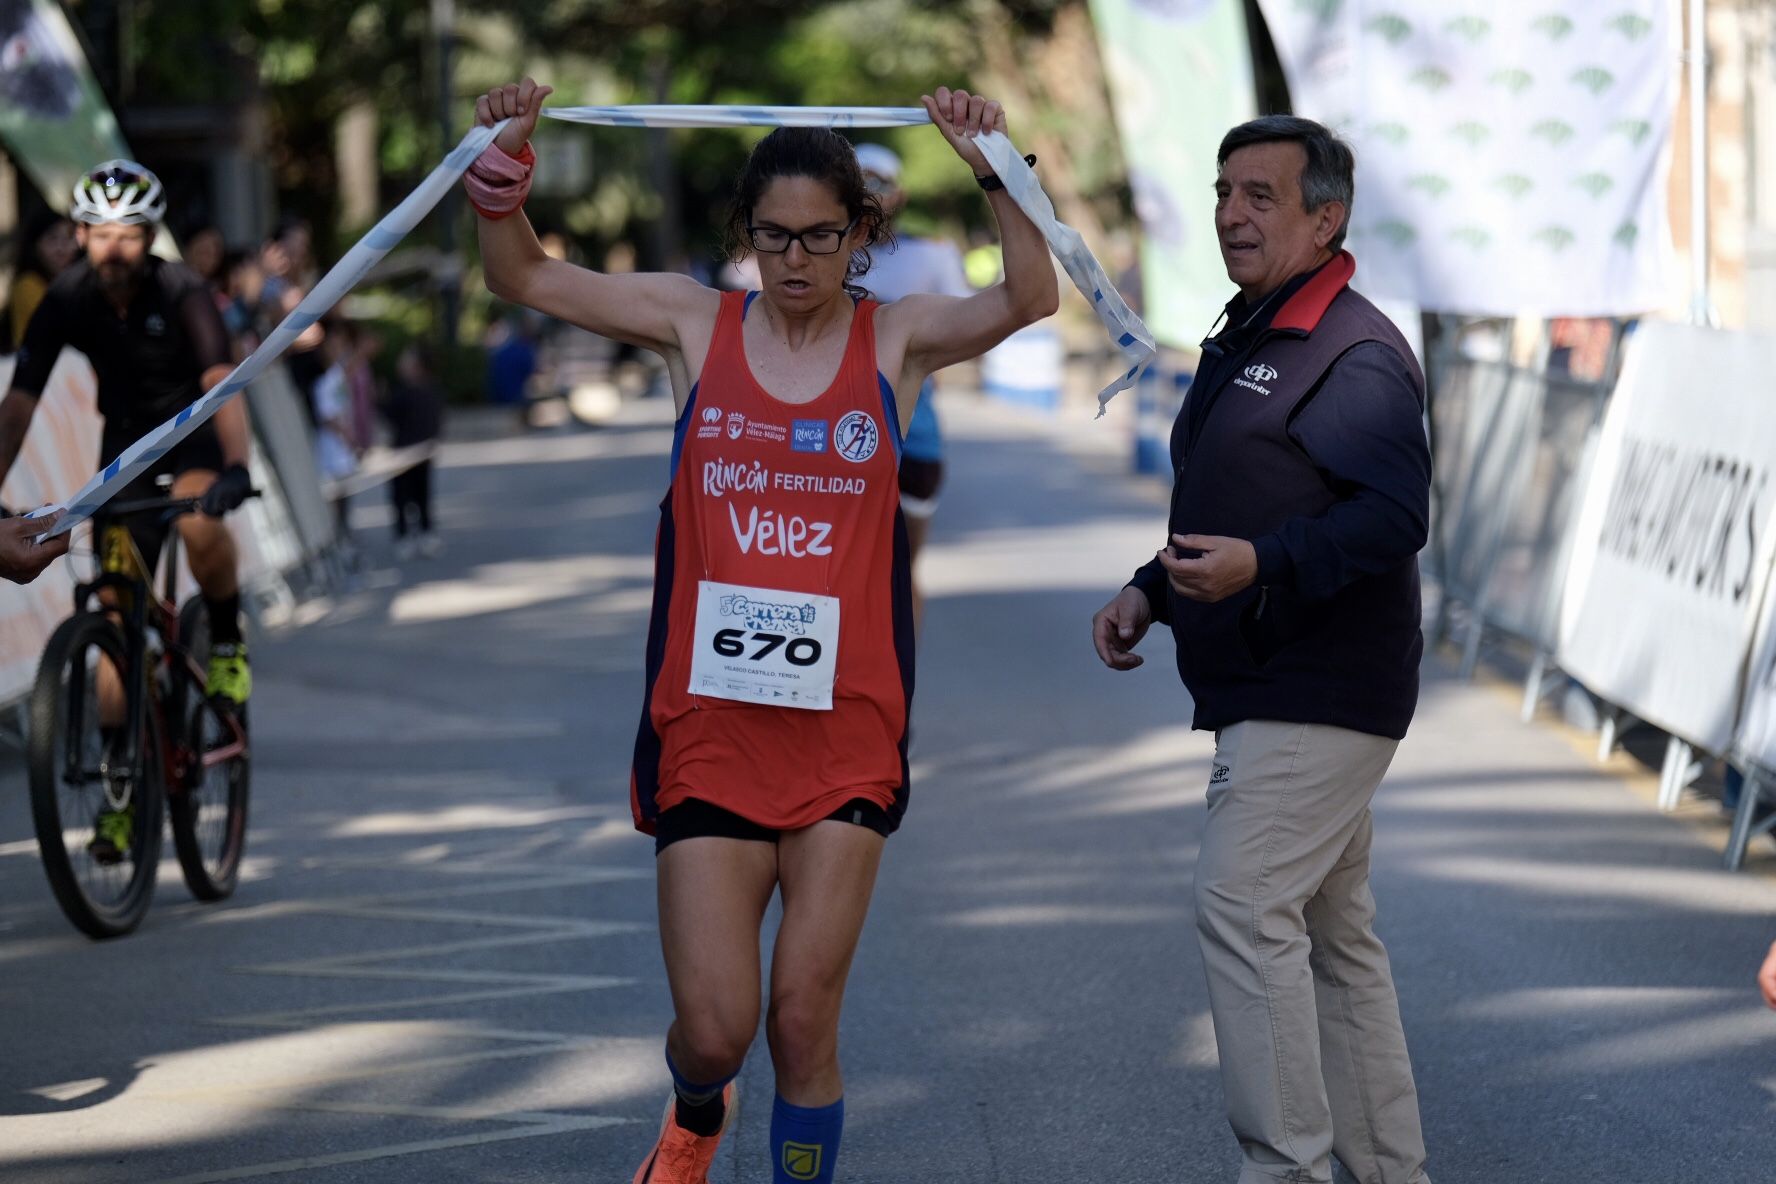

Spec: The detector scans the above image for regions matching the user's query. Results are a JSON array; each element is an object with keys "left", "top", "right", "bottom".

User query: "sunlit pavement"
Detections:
[{"left": 1, "top": 393, "right": 1773, "bottom": 1183}]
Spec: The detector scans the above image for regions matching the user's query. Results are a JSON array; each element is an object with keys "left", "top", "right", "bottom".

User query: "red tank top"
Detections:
[{"left": 631, "top": 290, "right": 913, "bottom": 833}]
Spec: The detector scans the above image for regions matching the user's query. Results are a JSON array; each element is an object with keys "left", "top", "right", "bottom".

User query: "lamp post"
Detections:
[{"left": 432, "top": 0, "right": 461, "bottom": 348}]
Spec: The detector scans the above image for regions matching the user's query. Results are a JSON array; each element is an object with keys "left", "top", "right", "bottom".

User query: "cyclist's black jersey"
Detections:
[{"left": 10, "top": 257, "right": 230, "bottom": 438}]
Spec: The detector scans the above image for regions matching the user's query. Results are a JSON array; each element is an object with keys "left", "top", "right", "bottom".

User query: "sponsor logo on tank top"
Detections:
[
  {"left": 727, "top": 503, "right": 833, "bottom": 557},
  {"left": 835, "top": 410, "right": 879, "bottom": 463},
  {"left": 703, "top": 458, "right": 867, "bottom": 499},
  {"left": 704, "top": 458, "right": 769, "bottom": 497},
  {"left": 792, "top": 419, "right": 829, "bottom": 453},
  {"left": 696, "top": 405, "right": 724, "bottom": 439},
  {"left": 727, "top": 411, "right": 745, "bottom": 440}
]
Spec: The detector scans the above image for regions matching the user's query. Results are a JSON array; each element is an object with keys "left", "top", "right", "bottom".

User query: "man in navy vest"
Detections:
[{"left": 1092, "top": 116, "right": 1434, "bottom": 1184}]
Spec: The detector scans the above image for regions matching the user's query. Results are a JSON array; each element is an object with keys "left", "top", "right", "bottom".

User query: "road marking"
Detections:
[{"left": 138, "top": 1117, "right": 634, "bottom": 1184}]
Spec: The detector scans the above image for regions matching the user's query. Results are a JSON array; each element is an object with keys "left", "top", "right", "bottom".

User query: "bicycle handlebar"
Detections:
[{"left": 98, "top": 490, "right": 263, "bottom": 521}]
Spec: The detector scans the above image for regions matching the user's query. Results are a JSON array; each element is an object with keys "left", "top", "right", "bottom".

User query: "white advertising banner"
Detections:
[
  {"left": 1255, "top": 1, "right": 1675, "bottom": 317},
  {"left": 1089, "top": 0, "right": 1256, "bottom": 349},
  {"left": 1557, "top": 321, "right": 1776, "bottom": 754}
]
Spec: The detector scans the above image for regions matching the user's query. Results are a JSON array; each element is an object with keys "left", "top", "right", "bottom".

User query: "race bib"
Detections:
[{"left": 689, "top": 580, "right": 841, "bottom": 711}]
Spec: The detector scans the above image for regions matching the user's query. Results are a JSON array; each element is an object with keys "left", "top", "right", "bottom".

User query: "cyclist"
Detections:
[
  {"left": 0, "top": 161, "right": 255, "bottom": 857},
  {"left": 471, "top": 80, "right": 1057, "bottom": 1184}
]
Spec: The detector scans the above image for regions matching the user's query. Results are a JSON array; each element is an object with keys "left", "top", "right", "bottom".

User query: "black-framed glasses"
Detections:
[{"left": 746, "top": 217, "right": 859, "bottom": 255}]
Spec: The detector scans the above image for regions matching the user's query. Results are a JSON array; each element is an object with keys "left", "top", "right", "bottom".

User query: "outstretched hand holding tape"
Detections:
[{"left": 35, "top": 96, "right": 1152, "bottom": 536}]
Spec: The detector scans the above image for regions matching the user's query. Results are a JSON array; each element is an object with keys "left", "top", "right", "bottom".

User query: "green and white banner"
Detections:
[
  {"left": 1255, "top": 1, "right": 1675, "bottom": 317},
  {"left": 0, "top": 0, "right": 132, "bottom": 207},
  {"left": 1090, "top": 0, "right": 1256, "bottom": 348}
]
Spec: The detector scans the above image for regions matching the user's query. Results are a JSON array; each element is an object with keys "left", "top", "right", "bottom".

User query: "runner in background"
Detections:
[{"left": 854, "top": 144, "right": 973, "bottom": 633}]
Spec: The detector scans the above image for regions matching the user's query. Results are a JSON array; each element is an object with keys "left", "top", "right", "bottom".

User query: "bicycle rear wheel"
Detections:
[
  {"left": 28, "top": 613, "right": 164, "bottom": 939},
  {"left": 168, "top": 598, "right": 249, "bottom": 901}
]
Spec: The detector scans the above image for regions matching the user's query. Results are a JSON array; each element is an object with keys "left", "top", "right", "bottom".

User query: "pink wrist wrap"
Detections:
[{"left": 465, "top": 141, "right": 535, "bottom": 220}]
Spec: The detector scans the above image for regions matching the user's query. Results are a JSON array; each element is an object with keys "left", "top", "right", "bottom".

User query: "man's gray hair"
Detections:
[{"left": 1217, "top": 116, "right": 1355, "bottom": 252}]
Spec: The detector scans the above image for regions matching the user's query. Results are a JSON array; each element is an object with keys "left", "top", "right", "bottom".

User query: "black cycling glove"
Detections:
[{"left": 200, "top": 464, "right": 253, "bottom": 518}]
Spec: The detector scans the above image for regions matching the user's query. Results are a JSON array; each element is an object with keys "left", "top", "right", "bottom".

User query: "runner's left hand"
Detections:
[
  {"left": 0, "top": 513, "right": 70, "bottom": 585},
  {"left": 201, "top": 464, "right": 253, "bottom": 518},
  {"left": 922, "top": 87, "right": 1004, "bottom": 178}
]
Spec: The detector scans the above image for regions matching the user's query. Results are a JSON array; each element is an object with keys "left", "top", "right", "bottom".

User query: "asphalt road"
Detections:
[{"left": 1, "top": 394, "right": 1772, "bottom": 1183}]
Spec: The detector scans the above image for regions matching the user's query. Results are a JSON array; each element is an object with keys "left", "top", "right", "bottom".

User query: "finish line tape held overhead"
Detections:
[{"left": 39, "top": 106, "right": 1151, "bottom": 535}]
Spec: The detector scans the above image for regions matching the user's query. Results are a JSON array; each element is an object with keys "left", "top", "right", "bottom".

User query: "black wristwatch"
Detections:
[{"left": 976, "top": 154, "right": 1038, "bottom": 191}]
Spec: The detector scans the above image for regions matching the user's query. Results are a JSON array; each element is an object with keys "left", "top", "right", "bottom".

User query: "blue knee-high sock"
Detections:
[{"left": 771, "top": 1094, "right": 843, "bottom": 1183}]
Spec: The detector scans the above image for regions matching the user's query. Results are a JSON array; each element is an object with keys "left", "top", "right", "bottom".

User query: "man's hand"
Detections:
[
  {"left": 1156, "top": 533, "right": 1259, "bottom": 604},
  {"left": 200, "top": 464, "right": 253, "bottom": 518},
  {"left": 1759, "top": 939, "right": 1776, "bottom": 1011},
  {"left": 1092, "top": 586, "right": 1153, "bottom": 671},
  {"left": 0, "top": 513, "right": 70, "bottom": 585}
]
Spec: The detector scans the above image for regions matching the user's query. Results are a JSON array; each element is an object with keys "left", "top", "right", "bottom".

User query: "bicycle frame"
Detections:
[{"left": 64, "top": 503, "right": 247, "bottom": 796}]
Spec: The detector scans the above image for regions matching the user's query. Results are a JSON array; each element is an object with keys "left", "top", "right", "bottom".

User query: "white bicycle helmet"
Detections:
[{"left": 70, "top": 159, "right": 166, "bottom": 226}]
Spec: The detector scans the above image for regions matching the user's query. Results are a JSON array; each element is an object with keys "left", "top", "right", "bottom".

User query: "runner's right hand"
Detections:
[
  {"left": 1092, "top": 586, "right": 1152, "bottom": 671},
  {"left": 476, "top": 78, "right": 554, "bottom": 158}
]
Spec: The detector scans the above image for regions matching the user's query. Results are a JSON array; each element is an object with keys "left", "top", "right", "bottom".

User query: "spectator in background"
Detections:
[
  {"left": 311, "top": 319, "right": 361, "bottom": 545},
  {"left": 345, "top": 326, "right": 382, "bottom": 452},
  {"left": 220, "top": 250, "right": 265, "bottom": 356},
  {"left": 4, "top": 211, "right": 79, "bottom": 352},
  {"left": 485, "top": 312, "right": 538, "bottom": 424},
  {"left": 185, "top": 224, "right": 226, "bottom": 288},
  {"left": 383, "top": 342, "right": 445, "bottom": 560},
  {"left": 259, "top": 222, "right": 326, "bottom": 418}
]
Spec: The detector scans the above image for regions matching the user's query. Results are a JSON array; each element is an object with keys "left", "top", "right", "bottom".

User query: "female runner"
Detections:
[{"left": 469, "top": 78, "right": 1058, "bottom": 1184}]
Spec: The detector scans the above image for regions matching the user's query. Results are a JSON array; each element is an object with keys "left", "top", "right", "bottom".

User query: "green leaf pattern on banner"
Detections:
[
  {"left": 1410, "top": 66, "right": 1452, "bottom": 92},
  {"left": 1449, "top": 225, "right": 1491, "bottom": 250},
  {"left": 1406, "top": 172, "right": 1452, "bottom": 198},
  {"left": 1613, "top": 221, "right": 1640, "bottom": 248},
  {"left": 1295, "top": 0, "right": 1343, "bottom": 22},
  {"left": 1571, "top": 66, "right": 1616, "bottom": 96},
  {"left": 1488, "top": 68, "right": 1534, "bottom": 95},
  {"left": 1374, "top": 220, "right": 1418, "bottom": 248},
  {"left": 1533, "top": 225, "right": 1576, "bottom": 252},
  {"left": 1611, "top": 118, "right": 1652, "bottom": 146},
  {"left": 1531, "top": 118, "right": 1575, "bottom": 146},
  {"left": 1450, "top": 120, "right": 1490, "bottom": 147},
  {"left": 1365, "top": 13, "right": 1412, "bottom": 44},
  {"left": 1607, "top": 12, "right": 1653, "bottom": 41},
  {"left": 1532, "top": 12, "right": 1575, "bottom": 40},
  {"left": 1572, "top": 172, "right": 1615, "bottom": 199},
  {"left": 1444, "top": 15, "right": 1491, "bottom": 42},
  {"left": 1494, "top": 173, "right": 1535, "bottom": 199},
  {"left": 1370, "top": 121, "right": 1410, "bottom": 145}
]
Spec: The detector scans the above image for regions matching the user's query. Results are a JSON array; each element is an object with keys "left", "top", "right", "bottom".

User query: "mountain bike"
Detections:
[{"left": 28, "top": 490, "right": 254, "bottom": 938}]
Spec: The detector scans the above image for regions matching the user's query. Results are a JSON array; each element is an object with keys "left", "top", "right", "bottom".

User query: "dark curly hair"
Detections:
[{"left": 724, "top": 127, "right": 893, "bottom": 301}]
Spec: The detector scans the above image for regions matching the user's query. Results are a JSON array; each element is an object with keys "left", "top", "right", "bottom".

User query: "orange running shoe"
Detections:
[{"left": 631, "top": 1082, "right": 738, "bottom": 1184}]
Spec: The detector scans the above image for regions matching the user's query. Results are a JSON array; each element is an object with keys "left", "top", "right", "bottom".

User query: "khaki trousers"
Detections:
[{"left": 1195, "top": 720, "right": 1431, "bottom": 1184}]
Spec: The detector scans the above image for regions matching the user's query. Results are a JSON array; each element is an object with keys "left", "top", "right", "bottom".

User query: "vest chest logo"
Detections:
[
  {"left": 1235, "top": 362, "right": 1277, "bottom": 396},
  {"left": 144, "top": 313, "right": 167, "bottom": 337},
  {"left": 726, "top": 412, "right": 746, "bottom": 440},
  {"left": 834, "top": 410, "right": 879, "bottom": 463}
]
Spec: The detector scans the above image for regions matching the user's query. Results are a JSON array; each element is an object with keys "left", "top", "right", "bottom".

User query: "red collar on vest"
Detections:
[{"left": 1271, "top": 250, "right": 1355, "bottom": 334}]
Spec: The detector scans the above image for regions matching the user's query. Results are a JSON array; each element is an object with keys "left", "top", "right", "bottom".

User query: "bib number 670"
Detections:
[{"left": 713, "top": 628, "right": 823, "bottom": 667}]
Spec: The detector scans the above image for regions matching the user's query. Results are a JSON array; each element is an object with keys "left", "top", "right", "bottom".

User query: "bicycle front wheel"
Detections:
[
  {"left": 168, "top": 597, "right": 249, "bottom": 901},
  {"left": 28, "top": 613, "right": 164, "bottom": 939}
]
